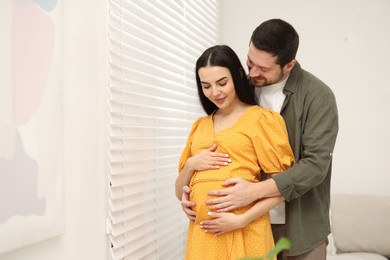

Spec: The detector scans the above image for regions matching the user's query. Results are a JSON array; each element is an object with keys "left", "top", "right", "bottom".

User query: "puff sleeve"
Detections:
[
  {"left": 252, "top": 110, "right": 295, "bottom": 174},
  {"left": 178, "top": 118, "right": 202, "bottom": 173}
]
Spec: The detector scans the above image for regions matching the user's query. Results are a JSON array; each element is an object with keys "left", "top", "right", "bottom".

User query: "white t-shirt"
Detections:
[{"left": 255, "top": 76, "right": 289, "bottom": 224}]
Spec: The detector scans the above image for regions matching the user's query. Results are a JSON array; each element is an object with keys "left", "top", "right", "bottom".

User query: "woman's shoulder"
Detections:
[
  {"left": 190, "top": 114, "right": 210, "bottom": 129},
  {"left": 249, "top": 105, "right": 284, "bottom": 122},
  {"left": 245, "top": 107, "right": 288, "bottom": 139}
]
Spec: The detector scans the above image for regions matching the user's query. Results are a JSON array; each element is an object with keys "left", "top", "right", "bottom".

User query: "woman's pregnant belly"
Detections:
[{"left": 190, "top": 171, "right": 253, "bottom": 223}]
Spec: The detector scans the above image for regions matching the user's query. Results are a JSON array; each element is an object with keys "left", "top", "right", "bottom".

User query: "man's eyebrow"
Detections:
[{"left": 247, "top": 57, "right": 270, "bottom": 70}]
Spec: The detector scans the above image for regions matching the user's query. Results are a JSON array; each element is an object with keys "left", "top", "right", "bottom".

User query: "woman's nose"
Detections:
[{"left": 212, "top": 88, "right": 221, "bottom": 97}]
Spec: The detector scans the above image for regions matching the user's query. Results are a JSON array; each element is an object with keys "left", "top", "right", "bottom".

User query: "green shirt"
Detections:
[{"left": 272, "top": 62, "right": 339, "bottom": 256}]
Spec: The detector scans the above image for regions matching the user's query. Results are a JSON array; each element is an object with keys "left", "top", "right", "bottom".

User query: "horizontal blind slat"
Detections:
[
  {"left": 109, "top": 76, "right": 198, "bottom": 99},
  {"left": 108, "top": 0, "right": 219, "bottom": 259}
]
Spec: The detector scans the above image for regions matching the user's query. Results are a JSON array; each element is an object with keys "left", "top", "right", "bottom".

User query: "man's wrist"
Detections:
[
  {"left": 254, "top": 181, "right": 266, "bottom": 200},
  {"left": 262, "top": 178, "right": 282, "bottom": 198},
  {"left": 255, "top": 178, "right": 281, "bottom": 200}
]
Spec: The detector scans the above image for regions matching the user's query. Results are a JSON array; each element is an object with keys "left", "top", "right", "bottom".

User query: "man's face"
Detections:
[{"left": 246, "top": 42, "right": 286, "bottom": 88}]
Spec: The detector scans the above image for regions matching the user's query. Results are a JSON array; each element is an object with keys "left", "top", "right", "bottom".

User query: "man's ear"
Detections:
[{"left": 284, "top": 59, "right": 297, "bottom": 74}]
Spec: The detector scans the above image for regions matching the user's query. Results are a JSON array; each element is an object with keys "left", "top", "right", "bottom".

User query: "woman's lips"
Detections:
[{"left": 213, "top": 97, "right": 225, "bottom": 105}]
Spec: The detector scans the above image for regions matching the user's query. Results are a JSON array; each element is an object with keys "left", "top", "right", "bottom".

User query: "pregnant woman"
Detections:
[{"left": 175, "top": 45, "right": 294, "bottom": 260}]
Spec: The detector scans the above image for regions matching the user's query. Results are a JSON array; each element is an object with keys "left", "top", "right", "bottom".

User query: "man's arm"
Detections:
[
  {"left": 207, "top": 84, "right": 338, "bottom": 210},
  {"left": 206, "top": 177, "right": 280, "bottom": 211},
  {"left": 274, "top": 91, "right": 338, "bottom": 201}
]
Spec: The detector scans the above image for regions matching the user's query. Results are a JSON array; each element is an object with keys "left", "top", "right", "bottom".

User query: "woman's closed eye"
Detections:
[{"left": 217, "top": 80, "right": 228, "bottom": 87}]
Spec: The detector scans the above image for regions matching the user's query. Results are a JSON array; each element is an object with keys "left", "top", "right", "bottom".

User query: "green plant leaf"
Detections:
[
  {"left": 264, "top": 237, "right": 291, "bottom": 259},
  {"left": 239, "top": 237, "right": 292, "bottom": 260}
]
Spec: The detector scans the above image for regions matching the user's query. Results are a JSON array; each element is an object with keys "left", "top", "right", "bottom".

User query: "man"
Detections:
[{"left": 180, "top": 19, "right": 338, "bottom": 260}]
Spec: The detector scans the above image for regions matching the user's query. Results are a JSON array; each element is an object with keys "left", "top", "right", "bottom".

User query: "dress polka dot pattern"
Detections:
[{"left": 179, "top": 105, "right": 295, "bottom": 260}]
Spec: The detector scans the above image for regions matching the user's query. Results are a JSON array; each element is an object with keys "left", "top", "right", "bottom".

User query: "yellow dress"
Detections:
[{"left": 178, "top": 105, "right": 295, "bottom": 260}]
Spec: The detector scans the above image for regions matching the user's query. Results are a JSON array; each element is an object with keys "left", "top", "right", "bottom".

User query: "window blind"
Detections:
[{"left": 107, "top": 1, "right": 220, "bottom": 259}]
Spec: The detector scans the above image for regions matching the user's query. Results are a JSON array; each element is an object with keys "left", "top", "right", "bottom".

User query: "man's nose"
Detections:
[{"left": 249, "top": 66, "right": 261, "bottom": 77}]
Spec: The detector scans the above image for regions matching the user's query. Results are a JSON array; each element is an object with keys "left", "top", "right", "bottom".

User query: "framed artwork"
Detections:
[{"left": 0, "top": 0, "right": 64, "bottom": 254}]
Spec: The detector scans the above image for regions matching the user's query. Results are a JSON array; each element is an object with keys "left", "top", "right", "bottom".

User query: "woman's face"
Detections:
[{"left": 198, "top": 66, "right": 239, "bottom": 110}]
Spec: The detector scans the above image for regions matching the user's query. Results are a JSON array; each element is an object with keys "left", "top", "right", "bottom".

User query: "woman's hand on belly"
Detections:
[
  {"left": 188, "top": 144, "right": 232, "bottom": 172},
  {"left": 199, "top": 211, "right": 244, "bottom": 236}
]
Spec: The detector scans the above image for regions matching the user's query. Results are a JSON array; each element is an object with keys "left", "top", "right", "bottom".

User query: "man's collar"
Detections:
[{"left": 283, "top": 62, "right": 301, "bottom": 94}]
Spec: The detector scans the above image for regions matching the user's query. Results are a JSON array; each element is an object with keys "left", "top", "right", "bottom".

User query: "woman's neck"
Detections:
[
  {"left": 213, "top": 102, "right": 253, "bottom": 133},
  {"left": 215, "top": 101, "right": 251, "bottom": 117}
]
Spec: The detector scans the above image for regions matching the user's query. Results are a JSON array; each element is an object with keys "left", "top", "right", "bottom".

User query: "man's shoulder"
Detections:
[{"left": 289, "top": 63, "right": 334, "bottom": 97}]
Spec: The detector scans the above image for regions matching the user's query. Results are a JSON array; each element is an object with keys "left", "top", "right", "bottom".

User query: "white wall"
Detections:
[
  {"left": 0, "top": 0, "right": 108, "bottom": 259},
  {"left": 220, "top": 0, "right": 390, "bottom": 196}
]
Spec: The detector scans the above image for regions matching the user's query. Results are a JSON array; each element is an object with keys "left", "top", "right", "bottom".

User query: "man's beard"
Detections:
[{"left": 250, "top": 71, "right": 285, "bottom": 88}]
